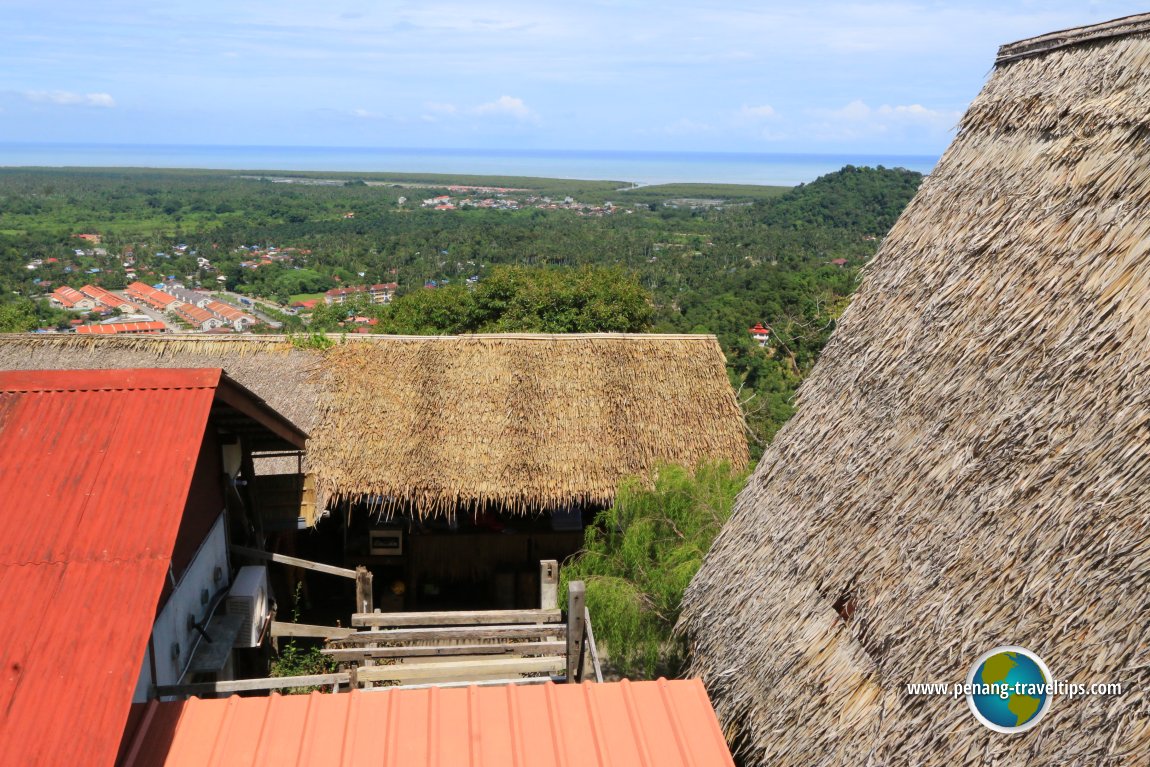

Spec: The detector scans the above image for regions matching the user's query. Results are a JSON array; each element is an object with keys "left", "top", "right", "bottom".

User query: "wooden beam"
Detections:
[
  {"left": 540, "top": 560, "right": 558, "bottom": 610},
  {"left": 351, "top": 609, "right": 562, "bottom": 628},
  {"left": 270, "top": 621, "right": 354, "bottom": 639},
  {"left": 320, "top": 641, "right": 567, "bottom": 661},
  {"left": 381, "top": 677, "right": 556, "bottom": 691},
  {"left": 231, "top": 545, "right": 357, "bottom": 579},
  {"left": 355, "top": 567, "right": 374, "bottom": 613},
  {"left": 330, "top": 624, "right": 566, "bottom": 645},
  {"left": 356, "top": 656, "right": 563, "bottom": 684},
  {"left": 155, "top": 672, "right": 350, "bottom": 697},
  {"left": 566, "top": 581, "right": 586, "bottom": 683}
]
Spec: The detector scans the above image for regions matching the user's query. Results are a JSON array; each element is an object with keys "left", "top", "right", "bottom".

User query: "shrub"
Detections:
[{"left": 561, "top": 462, "right": 748, "bottom": 678}]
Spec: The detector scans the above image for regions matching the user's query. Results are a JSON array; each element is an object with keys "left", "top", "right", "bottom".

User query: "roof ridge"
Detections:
[
  {"left": 997, "top": 12, "right": 1150, "bottom": 63},
  {"left": 0, "top": 368, "right": 223, "bottom": 392}
]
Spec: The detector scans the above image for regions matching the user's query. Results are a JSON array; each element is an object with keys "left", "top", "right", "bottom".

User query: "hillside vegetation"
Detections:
[{"left": 0, "top": 164, "right": 923, "bottom": 454}]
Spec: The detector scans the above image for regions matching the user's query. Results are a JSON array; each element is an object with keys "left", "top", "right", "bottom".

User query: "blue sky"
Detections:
[{"left": 1, "top": 1, "right": 1146, "bottom": 155}]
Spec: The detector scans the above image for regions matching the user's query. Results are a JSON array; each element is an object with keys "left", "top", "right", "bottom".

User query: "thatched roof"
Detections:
[
  {"left": 306, "top": 334, "right": 748, "bottom": 516},
  {"left": 0, "top": 333, "right": 747, "bottom": 516},
  {"left": 681, "top": 16, "right": 1150, "bottom": 766},
  {"left": 0, "top": 334, "right": 320, "bottom": 434}
]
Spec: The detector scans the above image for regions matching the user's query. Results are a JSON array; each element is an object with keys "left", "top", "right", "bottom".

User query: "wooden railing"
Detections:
[
  {"left": 325, "top": 560, "right": 603, "bottom": 688},
  {"left": 155, "top": 559, "right": 600, "bottom": 698}
]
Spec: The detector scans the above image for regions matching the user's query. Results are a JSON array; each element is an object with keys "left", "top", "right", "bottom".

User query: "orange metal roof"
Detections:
[
  {"left": 0, "top": 369, "right": 307, "bottom": 767},
  {"left": 121, "top": 679, "right": 734, "bottom": 767},
  {"left": 81, "top": 284, "right": 136, "bottom": 310},
  {"left": 126, "top": 282, "right": 177, "bottom": 309},
  {"left": 0, "top": 369, "right": 222, "bottom": 767},
  {"left": 52, "top": 285, "right": 91, "bottom": 307},
  {"left": 76, "top": 321, "right": 167, "bottom": 334},
  {"left": 173, "top": 303, "right": 216, "bottom": 326},
  {"left": 205, "top": 300, "right": 243, "bottom": 321}
]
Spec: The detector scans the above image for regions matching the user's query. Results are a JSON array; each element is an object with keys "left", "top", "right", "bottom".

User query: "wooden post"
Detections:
[
  {"left": 361, "top": 608, "right": 381, "bottom": 690},
  {"left": 565, "top": 580, "right": 586, "bottom": 683},
  {"left": 355, "top": 567, "right": 374, "bottom": 614},
  {"left": 539, "top": 560, "right": 558, "bottom": 610},
  {"left": 348, "top": 664, "right": 359, "bottom": 691},
  {"left": 584, "top": 607, "right": 603, "bottom": 683}
]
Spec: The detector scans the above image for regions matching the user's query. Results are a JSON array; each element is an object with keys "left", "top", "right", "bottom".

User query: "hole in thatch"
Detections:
[
  {"left": 832, "top": 588, "right": 858, "bottom": 623},
  {"left": 831, "top": 580, "right": 875, "bottom": 650}
]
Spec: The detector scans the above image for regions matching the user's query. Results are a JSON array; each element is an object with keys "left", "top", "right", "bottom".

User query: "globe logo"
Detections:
[{"left": 966, "top": 646, "right": 1053, "bottom": 733}]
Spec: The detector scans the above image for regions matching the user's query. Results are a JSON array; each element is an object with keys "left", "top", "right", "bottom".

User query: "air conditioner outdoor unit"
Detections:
[{"left": 226, "top": 565, "right": 269, "bottom": 648}]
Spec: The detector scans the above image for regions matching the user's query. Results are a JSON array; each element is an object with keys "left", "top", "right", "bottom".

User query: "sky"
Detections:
[{"left": 1, "top": 1, "right": 1147, "bottom": 155}]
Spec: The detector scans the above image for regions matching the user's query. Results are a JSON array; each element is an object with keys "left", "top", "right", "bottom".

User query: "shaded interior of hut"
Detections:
[{"left": 282, "top": 500, "right": 597, "bottom": 621}]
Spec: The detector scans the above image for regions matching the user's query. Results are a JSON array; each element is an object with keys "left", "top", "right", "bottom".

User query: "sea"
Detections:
[{"left": 0, "top": 143, "right": 938, "bottom": 187}]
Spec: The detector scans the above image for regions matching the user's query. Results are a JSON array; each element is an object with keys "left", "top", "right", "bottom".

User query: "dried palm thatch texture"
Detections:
[
  {"left": 0, "top": 333, "right": 321, "bottom": 434},
  {"left": 306, "top": 334, "right": 748, "bottom": 517},
  {"left": 682, "top": 16, "right": 1150, "bottom": 767},
  {"left": 0, "top": 333, "right": 747, "bottom": 517}
]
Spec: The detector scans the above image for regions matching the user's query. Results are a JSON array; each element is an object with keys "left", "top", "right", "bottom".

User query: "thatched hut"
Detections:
[
  {"left": 681, "top": 15, "right": 1150, "bottom": 765},
  {"left": 306, "top": 334, "right": 748, "bottom": 517},
  {"left": 0, "top": 332, "right": 747, "bottom": 610}
]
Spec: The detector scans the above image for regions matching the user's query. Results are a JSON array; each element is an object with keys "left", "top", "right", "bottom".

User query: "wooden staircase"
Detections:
[
  {"left": 326, "top": 564, "right": 602, "bottom": 688},
  {"left": 153, "top": 560, "right": 601, "bottom": 698}
]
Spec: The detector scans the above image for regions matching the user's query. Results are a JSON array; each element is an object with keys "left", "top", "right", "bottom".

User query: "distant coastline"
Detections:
[{"left": 0, "top": 143, "right": 938, "bottom": 187}]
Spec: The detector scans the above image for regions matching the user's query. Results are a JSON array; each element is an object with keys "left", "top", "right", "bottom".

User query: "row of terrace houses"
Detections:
[
  {"left": 49, "top": 284, "right": 143, "bottom": 314},
  {"left": 163, "top": 285, "right": 210, "bottom": 305},
  {"left": 81, "top": 284, "right": 137, "bottom": 312},
  {"left": 49, "top": 285, "right": 96, "bottom": 311},
  {"left": 126, "top": 281, "right": 178, "bottom": 311},
  {"left": 204, "top": 299, "right": 257, "bottom": 330},
  {"left": 161, "top": 285, "right": 259, "bottom": 330},
  {"left": 171, "top": 303, "right": 225, "bottom": 331},
  {"left": 324, "top": 282, "right": 398, "bottom": 305}
]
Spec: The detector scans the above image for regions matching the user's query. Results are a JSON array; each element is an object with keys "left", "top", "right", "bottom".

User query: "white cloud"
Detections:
[
  {"left": 472, "top": 95, "right": 538, "bottom": 122},
  {"left": 739, "top": 104, "right": 777, "bottom": 120},
  {"left": 24, "top": 90, "right": 115, "bottom": 107},
  {"left": 808, "top": 99, "right": 962, "bottom": 140},
  {"left": 420, "top": 101, "right": 458, "bottom": 121},
  {"left": 824, "top": 99, "right": 958, "bottom": 125}
]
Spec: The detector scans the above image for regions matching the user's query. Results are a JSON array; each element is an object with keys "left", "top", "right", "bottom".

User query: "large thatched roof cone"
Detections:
[
  {"left": 681, "top": 15, "right": 1150, "bottom": 766},
  {"left": 306, "top": 334, "right": 748, "bottom": 516}
]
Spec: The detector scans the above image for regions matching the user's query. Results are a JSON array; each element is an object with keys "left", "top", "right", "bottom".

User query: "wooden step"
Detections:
[
  {"left": 355, "top": 656, "right": 564, "bottom": 684},
  {"left": 331, "top": 624, "right": 566, "bottom": 646},
  {"left": 352, "top": 608, "right": 562, "bottom": 628},
  {"left": 322, "top": 640, "right": 566, "bottom": 661}
]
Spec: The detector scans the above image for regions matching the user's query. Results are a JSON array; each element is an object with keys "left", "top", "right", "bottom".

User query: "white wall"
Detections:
[{"left": 133, "top": 513, "right": 230, "bottom": 702}]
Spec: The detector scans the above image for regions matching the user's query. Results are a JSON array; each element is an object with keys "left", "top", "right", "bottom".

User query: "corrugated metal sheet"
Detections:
[
  {"left": 121, "top": 679, "right": 735, "bottom": 767},
  {"left": 76, "top": 321, "right": 167, "bottom": 334},
  {"left": 0, "top": 369, "right": 223, "bottom": 767}
]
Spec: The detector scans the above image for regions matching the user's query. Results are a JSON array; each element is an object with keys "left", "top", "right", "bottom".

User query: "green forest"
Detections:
[{"left": 0, "top": 164, "right": 922, "bottom": 455}]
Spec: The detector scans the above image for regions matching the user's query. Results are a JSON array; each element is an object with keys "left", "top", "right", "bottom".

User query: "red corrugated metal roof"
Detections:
[
  {"left": 76, "top": 321, "right": 167, "bottom": 334},
  {"left": 81, "top": 284, "right": 136, "bottom": 310},
  {"left": 173, "top": 304, "right": 215, "bottom": 326},
  {"left": 0, "top": 369, "right": 225, "bottom": 767},
  {"left": 121, "top": 679, "right": 735, "bottom": 767},
  {"left": 205, "top": 300, "right": 242, "bottom": 321},
  {"left": 126, "top": 282, "right": 177, "bottom": 309}
]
